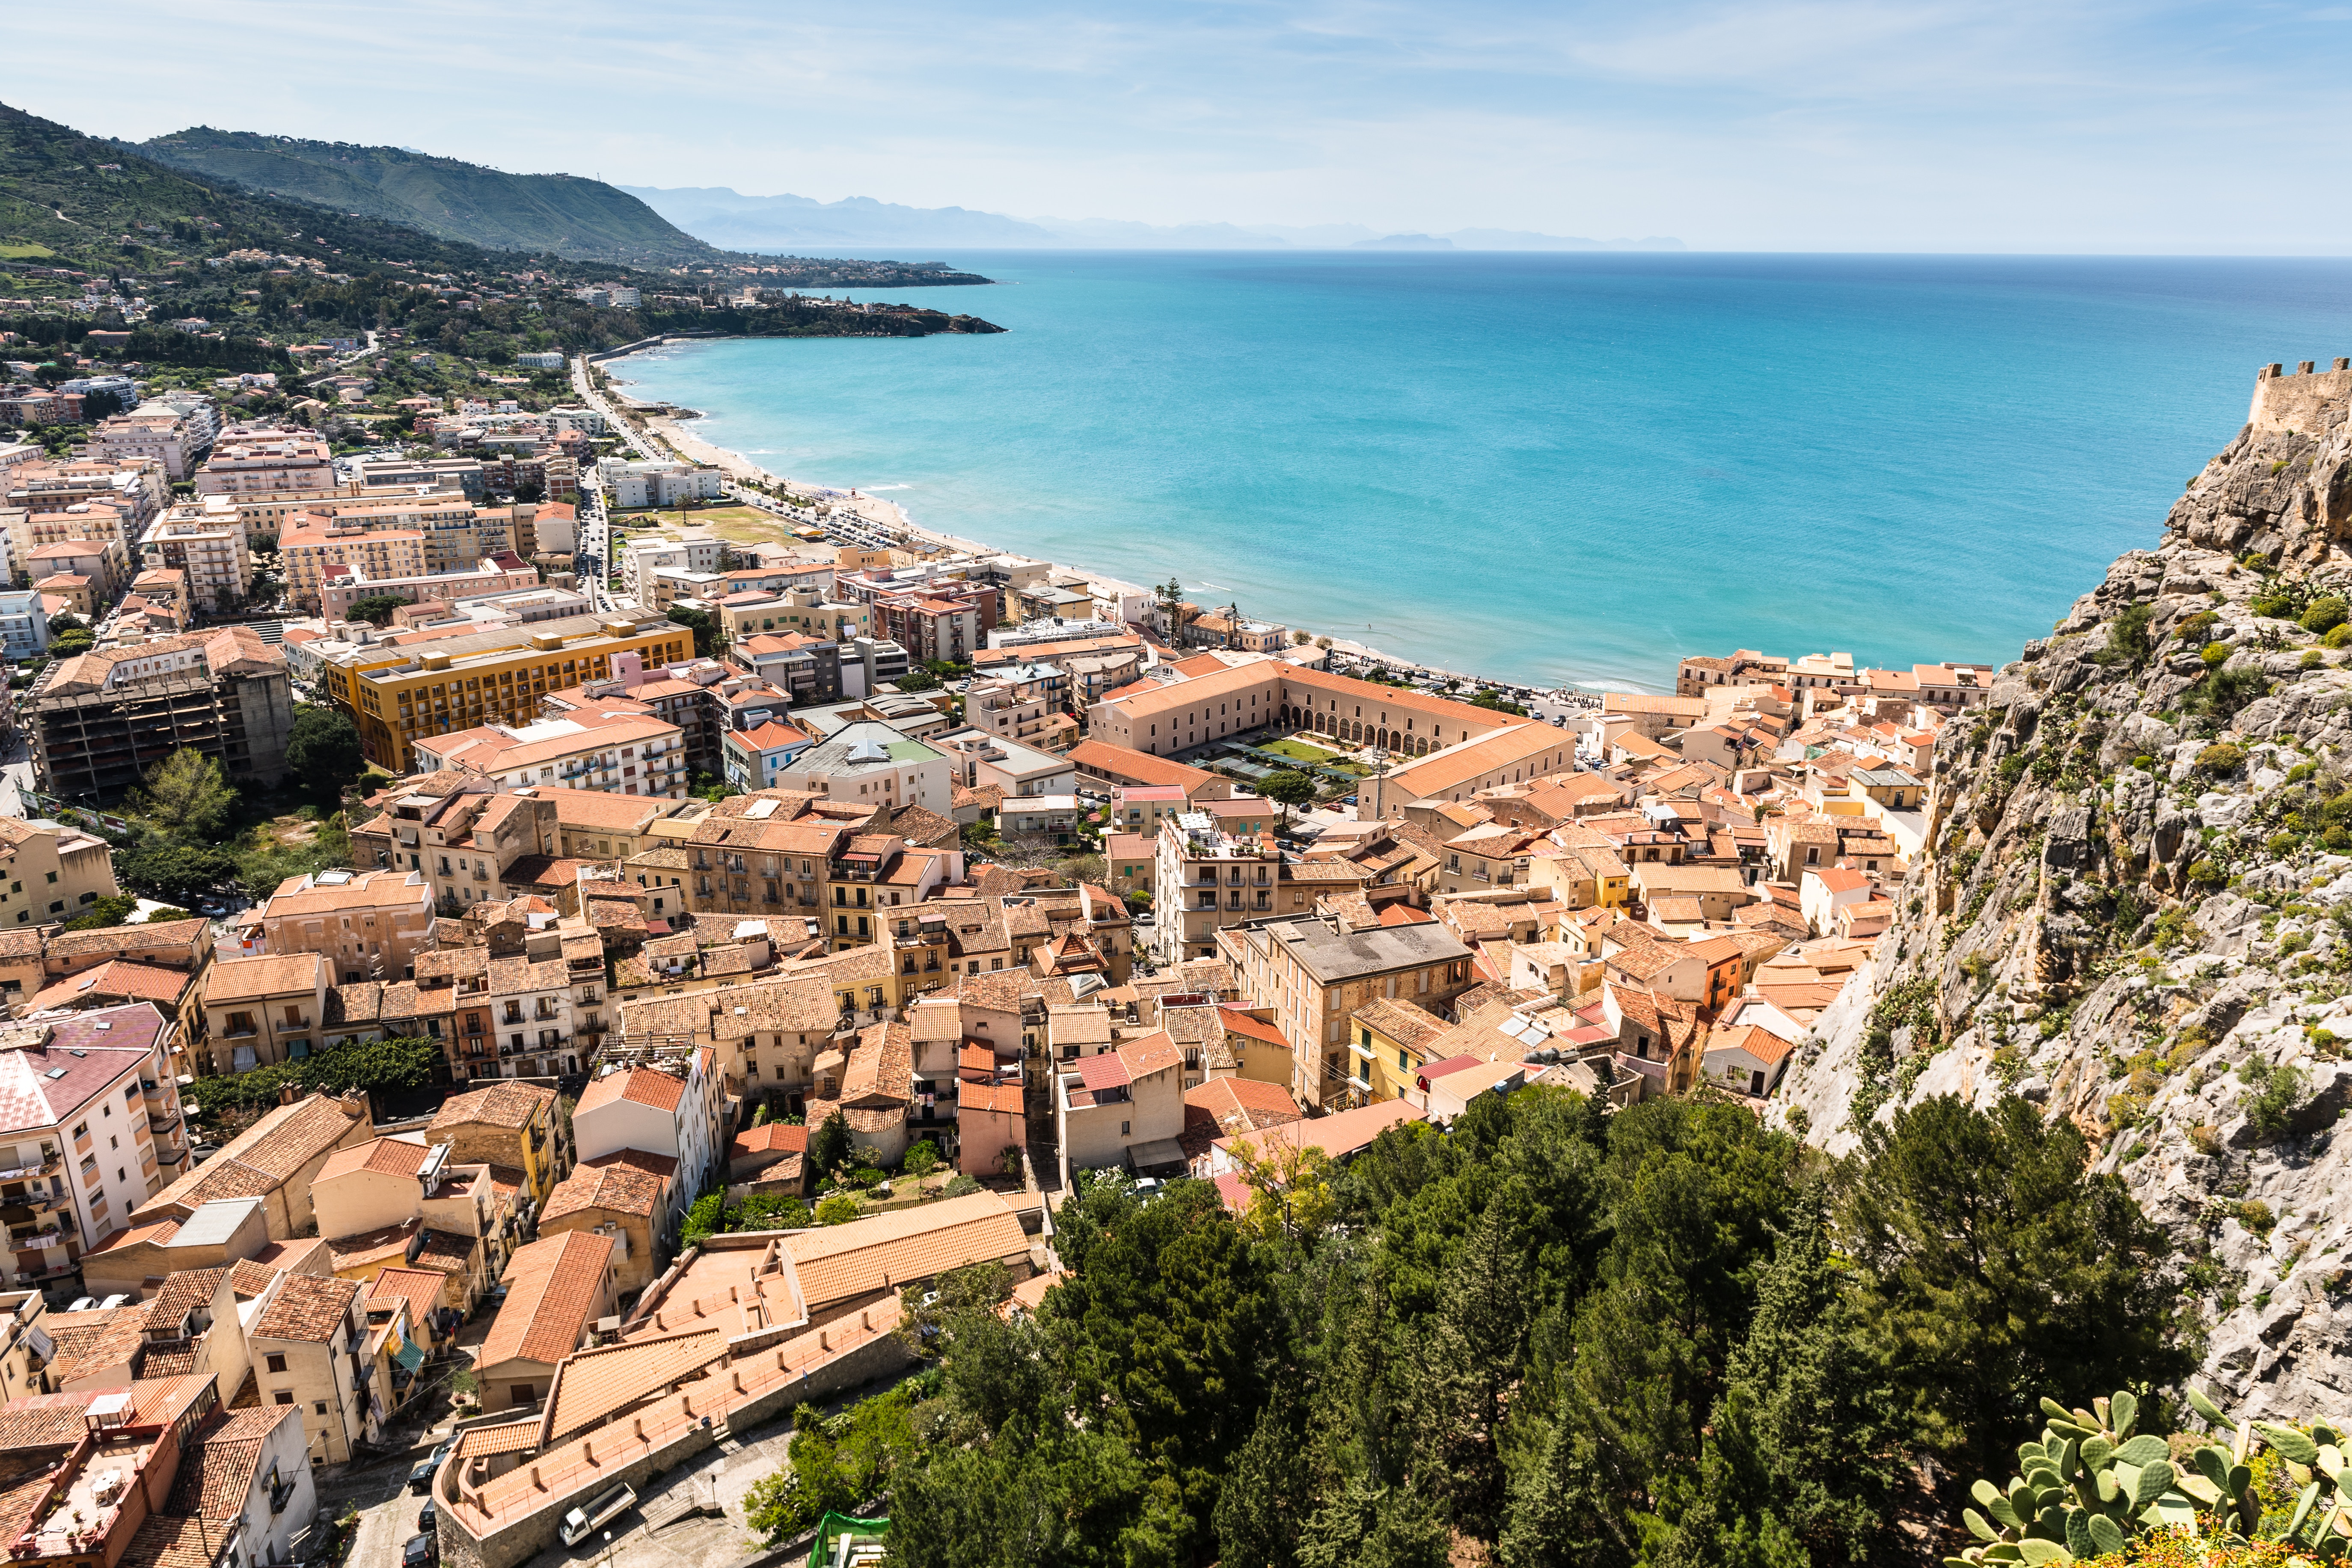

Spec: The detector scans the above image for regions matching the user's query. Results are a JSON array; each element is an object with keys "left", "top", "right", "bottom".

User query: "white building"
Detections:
[
  {"left": 0, "top": 589, "right": 48, "bottom": 661},
  {"left": 139, "top": 498, "right": 254, "bottom": 615},
  {"left": 774, "top": 720, "right": 953, "bottom": 816},
  {"left": 544, "top": 407, "right": 608, "bottom": 436},
  {"left": 601, "top": 460, "right": 725, "bottom": 511},
  {"left": 621, "top": 534, "right": 726, "bottom": 605},
  {"left": 514, "top": 352, "right": 567, "bottom": 371},
  {"left": 573, "top": 1054, "right": 722, "bottom": 1233},
  {"left": 87, "top": 406, "right": 202, "bottom": 480},
  {"left": 0, "top": 1004, "right": 186, "bottom": 1292},
  {"left": 412, "top": 706, "right": 689, "bottom": 799}
]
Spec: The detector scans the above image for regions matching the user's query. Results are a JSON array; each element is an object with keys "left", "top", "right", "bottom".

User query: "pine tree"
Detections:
[
  {"left": 1836, "top": 1094, "right": 2189, "bottom": 1479},
  {"left": 1411, "top": 1206, "right": 1530, "bottom": 1541},
  {"left": 1495, "top": 1421, "right": 1631, "bottom": 1568},
  {"left": 1216, "top": 1389, "right": 1313, "bottom": 1568}
]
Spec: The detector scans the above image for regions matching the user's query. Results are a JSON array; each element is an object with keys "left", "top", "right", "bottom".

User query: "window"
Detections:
[
  {"left": 274, "top": 1391, "right": 295, "bottom": 1406},
  {"left": 315, "top": 1402, "right": 329, "bottom": 1416},
  {"left": 266, "top": 1353, "right": 288, "bottom": 1373}
]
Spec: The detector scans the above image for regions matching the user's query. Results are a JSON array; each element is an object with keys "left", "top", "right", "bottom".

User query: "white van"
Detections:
[{"left": 558, "top": 1483, "right": 637, "bottom": 1547}]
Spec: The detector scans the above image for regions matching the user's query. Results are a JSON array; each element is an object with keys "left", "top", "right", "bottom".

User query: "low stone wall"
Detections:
[
  {"left": 440, "top": 1318, "right": 914, "bottom": 1568},
  {"left": 439, "top": 1416, "right": 722, "bottom": 1568}
]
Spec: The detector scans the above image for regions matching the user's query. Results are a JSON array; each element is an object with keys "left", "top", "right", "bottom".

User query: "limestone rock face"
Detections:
[{"left": 1772, "top": 380, "right": 2352, "bottom": 1422}]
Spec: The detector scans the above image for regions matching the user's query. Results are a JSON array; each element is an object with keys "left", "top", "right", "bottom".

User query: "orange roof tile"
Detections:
[
  {"left": 482, "top": 1230, "right": 614, "bottom": 1368},
  {"left": 780, "top": 1191, "right": 1028, "bottom": 1310},
  {"left": 576, "top": 1065, "right": 685, "bottom": 1116},
  {"left": 251, "top": 1273, "right": 361, "bottom": 1343}
]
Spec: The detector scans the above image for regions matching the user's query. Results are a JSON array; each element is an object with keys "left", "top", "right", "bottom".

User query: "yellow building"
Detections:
[
  {"left": 320, "top": 614, "right": 695, "bottom": 773},
  {"left": 0, "top": 814, "right": 122, "bottom": 927},
  {"left": 426, "top": 1080, "right": 568, "bottom": 1211},
  {"left": 1348, "top": 996, "right": 1453, "bottom": 1102},
  {"left": 282, "top": 523, "right": 429, "bottom": 612}
]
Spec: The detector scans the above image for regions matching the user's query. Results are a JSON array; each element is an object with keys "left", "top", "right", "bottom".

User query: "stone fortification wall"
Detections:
[{"left": 2248, "top": 358, "right": 2352, "bottom": 435}]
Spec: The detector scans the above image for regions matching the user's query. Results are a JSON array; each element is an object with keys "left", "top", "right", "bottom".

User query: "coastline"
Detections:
[{"left": 621, "top": 383, "right": 1580, "bottom": 696}]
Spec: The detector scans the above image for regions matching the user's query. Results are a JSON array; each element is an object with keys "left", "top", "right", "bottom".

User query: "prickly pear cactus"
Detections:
[{"left": 1945, "top": 1386, "right": 2352, "bottom": 1566}]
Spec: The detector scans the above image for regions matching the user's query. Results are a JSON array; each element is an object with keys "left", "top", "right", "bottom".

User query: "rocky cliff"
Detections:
[{"left": 1773, "top": 366, "right": 2352, "bottom": 1420}]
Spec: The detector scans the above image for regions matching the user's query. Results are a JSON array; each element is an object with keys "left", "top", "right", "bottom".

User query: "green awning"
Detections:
[{"left": 395, "top": 1339, "right": 425, "bottom": 1372}]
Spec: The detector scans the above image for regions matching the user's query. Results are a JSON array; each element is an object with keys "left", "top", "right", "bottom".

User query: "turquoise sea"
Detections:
[{"left": 611, "top": 252, "right": 2352, "bottom": 692}]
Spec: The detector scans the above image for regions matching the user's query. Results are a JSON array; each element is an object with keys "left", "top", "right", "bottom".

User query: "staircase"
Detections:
[{"left": 641, "top": 1476, "right": 719, "bottom": 1532}]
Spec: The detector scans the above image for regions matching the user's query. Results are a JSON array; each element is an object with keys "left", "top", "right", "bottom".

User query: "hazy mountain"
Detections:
[
  {"left": 132, "top": 129, "right": 715, "bottom": 265},
  {"left": 624, "top": 184, "right": 1682, "bottom": 252},
  {"left": 623, "top": 186, "right": 1059, "bottom": 251}
]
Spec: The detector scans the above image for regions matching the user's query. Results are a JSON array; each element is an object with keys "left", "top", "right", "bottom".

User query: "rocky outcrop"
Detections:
[{"left": 1773, "top": 371, "right": 2352, "bottom": 1422}]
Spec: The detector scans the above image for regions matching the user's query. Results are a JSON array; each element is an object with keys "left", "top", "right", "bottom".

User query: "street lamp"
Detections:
[{"left": 1364, "top": 747, "right": 1391, "bottom": 821}]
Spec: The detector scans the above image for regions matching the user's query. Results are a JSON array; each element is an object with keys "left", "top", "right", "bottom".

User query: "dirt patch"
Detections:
[{"left": 267, "top": 814, "right": 323, "bottom": 848}]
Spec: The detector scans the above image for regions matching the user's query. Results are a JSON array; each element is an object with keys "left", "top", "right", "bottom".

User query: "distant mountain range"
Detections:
[
  {"left": 131, "top": 130, "right": 719, "bottom": 265},
  {"left": 622, "top": 186, "right": 1682, "bottom": 254}
]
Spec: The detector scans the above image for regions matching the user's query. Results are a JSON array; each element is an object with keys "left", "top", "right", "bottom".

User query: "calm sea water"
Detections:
[{"left": 612, "top": 252, "right": 2352, "bottom": 692}]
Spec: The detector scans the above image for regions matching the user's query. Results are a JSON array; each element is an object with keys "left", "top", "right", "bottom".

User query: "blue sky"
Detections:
[{"left": 15, "top": 0, "right": 2352, "bottom": 250}]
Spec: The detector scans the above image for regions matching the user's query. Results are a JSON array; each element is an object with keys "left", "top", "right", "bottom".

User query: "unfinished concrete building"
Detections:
[{"left": 28, "top": 625, "right": 294, "bottom": 799}]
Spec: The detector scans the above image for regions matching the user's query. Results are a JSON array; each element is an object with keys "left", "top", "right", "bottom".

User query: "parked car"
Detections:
[
  {"left": 402, "top": 1533, "right": 437, "bottom": 1568},
  {"left": 407, "top": 1440, "right": 453, "bottom": 1494},
  {"left": 417, "top": 1498, "right": 437, "bottom": 1536}
]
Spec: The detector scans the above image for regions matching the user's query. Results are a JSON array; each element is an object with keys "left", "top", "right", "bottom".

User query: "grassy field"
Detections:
[
  {"left": 1261, "top": 736, "right": 1347, "bottom": 765},
  {"left": 609, "top": 505, "right": 810, "bottom": 550},
  {"left": 0, "top": 244, "right": 59, "bottom": 260}
]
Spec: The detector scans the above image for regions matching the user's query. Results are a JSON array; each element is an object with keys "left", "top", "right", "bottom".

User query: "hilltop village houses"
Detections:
[{"left": 0, "top": 371, "right": 2005, "bottom": 1563}]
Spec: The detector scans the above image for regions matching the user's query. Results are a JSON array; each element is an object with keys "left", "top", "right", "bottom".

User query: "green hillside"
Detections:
[
  {"left": 133, "top": 129, "right": 719, "bottom": 265},
  {"left": 0, "top": 99, "right": 507, "bottom": 274}
]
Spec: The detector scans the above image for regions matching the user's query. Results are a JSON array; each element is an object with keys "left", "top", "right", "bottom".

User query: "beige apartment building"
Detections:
[
  {"left": 140, "top": 497, "right": 253, "bottom": 615},
  {"left": 0, "top": 814, "right": 121, "bottom": 927},
  {"left": 87, "top": 407, "right": 201, "bottom": 479},
  {"left": 1218, "top": 912, "right": 1476, "bottom": 1108},
  {"left": 256, "top": 867, "right": 437, "bottom": 983},
  {"left": 280, "top": 522, "right": 430, "bottom": 612},
  {"left": 199, "top": 952, "right": 331, "bottom": 1074},
  {"left": 246, "top": 1272, "right": 382, "bottom": 1464},
  {"left": 195, "top": 429, "right": 340, "bottom": 499}
]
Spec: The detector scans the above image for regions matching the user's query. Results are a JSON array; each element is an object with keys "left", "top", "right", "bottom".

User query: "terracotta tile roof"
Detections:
[
  {"left": 543, "top": 1150, "right": 673, "bottom": 1222},
  {"left": 730, "top": 1123, "right": 807, "bottom": 1157},
  {"left": 143, "top": 1268, "right": 228, "bottom": 1334},
  {"left": 252, "top": 1273, "right": 361, "bottom": 1343},
  {"left": 781, "top": 1191, "right": 1029, "bottom": 1310},
  {"left": 428, "top": 1080, "right": 554, "bottom": 1132},
  {"left": 576, "top": 1065, "right": 685, "bottom": 1116},
  {"left": 25, "top": 959, "right": 193, "bottom": 1010},
  {"left": 960, "top": 1078, "right": 1024, "bottom": 1114},
  {"left": 137, "top": 1093, "right": 367, "bottom": 1228},
  {"left": 414, "top": 1229, "right": 480, "bottom": 1274},
  {"left": 370, "top": 1266, "right": 447, "bottom": 1328},
  {"left": 169, "top": 1434, "right": 265, "bottom": 1519},
  {"left": 317, "top": 1134, "right": 429, "bottom": 1184},
  {"left": 41, "top": 1309, "right": 148, "bottom": 1384},
  {"left": 483, "top": 1229, "right": 614, "bottom": 1368},
  {"left": 43, "top": 917, "right": 207, "bottom": 960},
  {"left": 455, "top": 1421, "right": 543, "bottom": 1459},
  {"left": 1351, "top": 997, "right": 1449, "bottom": 1051},
  {"left": 142, "top": 1345, "right": 201, "bottom": 1377},
  {"left": 1213, "top": 1100, "right": 1427, "bottom": 1168},
  {"left": 200, "top": 951, "right": 325, "bottom": 1002},
  {"left": 539, "top": 1326, "right": 729, "bottom": 1445},
  {"left": 0, "top": 1401, "right": 95, "bottom": 1449},
  {"left": 228, "top": 1257, "right": 289, "bottom": 1297},
  {"left": 126, "top": 1514, "right": 239, "bottom": 1568},
  {"left": 326, "top": 1221, "right": 416, "bottom": 1271}
]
